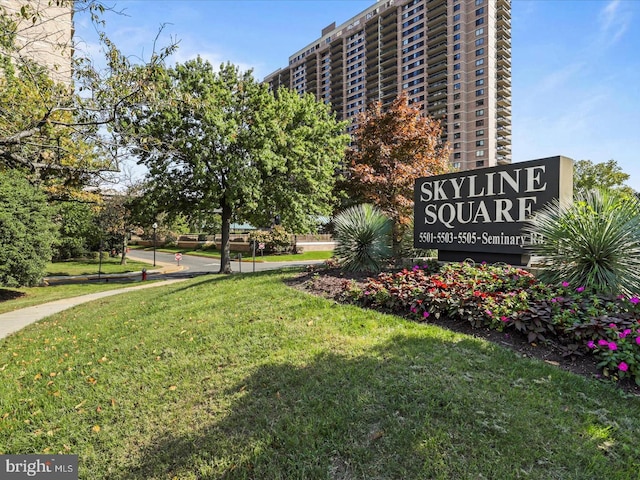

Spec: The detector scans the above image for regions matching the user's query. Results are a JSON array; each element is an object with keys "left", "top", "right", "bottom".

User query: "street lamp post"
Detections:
[{"left": 152, "top": 222, "right": 158, "bottom": 267}]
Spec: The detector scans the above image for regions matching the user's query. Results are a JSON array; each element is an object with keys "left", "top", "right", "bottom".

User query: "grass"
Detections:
[
  {"left": 46, "top": 258, "right": 152, "bottom": 276},
  {"left": 146, "top": 245, "right": 333, "bottom": 262},
  {"left": 0, "top": 281, "right": 155, "bottom": 315},
  {"left": 1, "top": 270, "right": 640, "bottom": 479}
]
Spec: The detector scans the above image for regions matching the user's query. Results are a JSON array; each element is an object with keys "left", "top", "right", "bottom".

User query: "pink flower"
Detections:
[
  {"left": 631, "top": 297, "right": 640, "bottom": 305},
  {"left": 500, "top": 316, "right": 508, "bottom": 322},
  {"left": 620, "top": 329, "right": 632, "bottom": 339},
  {"left": 562, "top": 281, "right": 570, "bottom": 287},
  {"left": 410, "top": 306, "right": 417, "bottom": 313},
  {"left": 609, "top": 323, "right": 617, "bottom": 329},
  {"left": 587, "top": 340, "right": 595, "bottom": 349},
  {"left": 485, "top": 310, "right": 493, "bottom": 317},
  {"left": 635, "top": 337, "right": 640, "bottom": 346},
  {"left": 576, "top": 286, "right": 585, "bottom": 293},
  {"left": 619, "top": 362, "right": 629, "bottom": 372},
  {"left": 423, "top": 311, "right": 430, "bottom": 319},
  {"left": 598, "top": 339, "right": 609, "bottom": 346},
  {"left": 608, "top": 342, "right": 618, "bottom": 351}
]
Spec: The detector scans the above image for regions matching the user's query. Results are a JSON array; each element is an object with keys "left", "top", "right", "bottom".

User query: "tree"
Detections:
[
  {"left": 573, "top": 159, "right": 634, "bottom": 197},
  {"left": 0, "top": 1, "right": 176, "bottom": 200},
  {"left": 344, "top": 93, "right": 451, "bottom": 256},
  {"left": 127, "top": 60, "right": 348, "bottom": 273},
  {"left": 0, "top": 170, "right": 56, "bottom": 286},
  {"left": 245, "top": 86, "right": 350, "bottom": 233}
]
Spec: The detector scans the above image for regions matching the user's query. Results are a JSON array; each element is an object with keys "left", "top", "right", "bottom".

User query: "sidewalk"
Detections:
[
  {"left": 0, "top": 278, "right": 188, "bottom": 340},
  {"left": 0, "top": 261, "right": 186, "bottom": 341}
]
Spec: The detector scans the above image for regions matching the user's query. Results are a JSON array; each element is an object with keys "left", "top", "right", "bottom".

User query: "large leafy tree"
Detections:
[
  {"left": 573, "top": 159, "right": 634, "bottom": 197},
  {"left": 0, "top": 170, "right": 56, "bottom": 286},
  {"left": 344, "top": 92, "right": 451, "bottom": 256},
  {"left": 127, "top": 59, "right": 348, "bottom": 273},
  {"left": 0, "top": 0, "right": 176, "bottom": 200}
]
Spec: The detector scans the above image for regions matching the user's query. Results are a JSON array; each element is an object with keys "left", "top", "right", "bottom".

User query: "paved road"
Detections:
[{"left": 126, "top": 249, "right": 323, "bottom": 278}]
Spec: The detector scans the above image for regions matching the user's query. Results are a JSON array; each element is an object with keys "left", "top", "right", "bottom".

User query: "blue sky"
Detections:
[{"left": 74, "top": 0, "right": 640, "bottom": 190}]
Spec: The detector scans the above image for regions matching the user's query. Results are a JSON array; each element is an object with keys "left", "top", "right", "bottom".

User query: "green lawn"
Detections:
[
  {"left": 1, "top": 270, "right": 639, "bottom": 479},
  {"left": 45, "top": 258, "right": 152, "bottom": 276}
]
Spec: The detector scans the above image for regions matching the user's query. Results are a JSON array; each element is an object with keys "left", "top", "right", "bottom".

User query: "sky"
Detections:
[{"left": 73, "top": 0, "right": 640, "bottom": 190}]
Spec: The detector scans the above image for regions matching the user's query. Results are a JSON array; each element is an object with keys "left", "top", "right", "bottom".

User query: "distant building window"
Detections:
[
  {"left": 453, "top": 132, "right": 461, "bottom": 139},
  {"left": 454, "top": 142, "right": 461, "bottom": 149},
  {"left": 476, "top": 48, "right": 485, "bottom": 56},
  {"left": 454, "top": 43, "right": 461, "bottom": 51},
  {"left": 454, "top": 63, "right": 461, "bottom": 70},
  {"left": 453, "top": 73, "right": 461, "bottom": 80},
  {"left": 476, "top": 140, "right": 485, "bottom": 147},
  {"left": 475, "top": 38, "right": 485, "bottom": 46},
  {"left": 453, "top": 161, "right": 461, "bottom": 168},
  {"left": 476, "top": 7, "right": 485, "bottom": 15},
  {"left": 476, "top": 58, "right": 485, "bottom": 66},
  {"left": 454, "top": 153, "right": 461, "bottom": 159},
  {"left": 476, "top": 18, "right": 484, "bottom": 26},
  {"left": 476, "top": 160, "right": 485, "bottom": 167},
  {"left": 454, "top": 4, "right": 461, "bottom": 11},
  {"left": 476, "top": 99, "right": 484, "bottom": 106},
  {"left": 476, "top": 88, "right": 484, "bottom": 96},
  {"left": 476, "top": 129, "right": 485, "bottom": 136},
  {"left": 476, "top": 119, "right": 484, "bottom": 126},
  {"left": 454, "top": 24, "right": 461, "bottom": 31},
  {"left": 476, "top": 109, "right": 485, "bottom": 116},
  {"left": 454, "top": 113, "right": 460, "bottom": 120},
  {"left": 454, "top": 83, "right": 461, "bottom": 90},
  {"left": 476, "top": 150, "right": 485, "bottom": 157},
  {"left": 476, "top": 28, "right": 484, "bottom": 36},
  {"left": 476, "top": 79, "right": 485, "bottom": 86},
  {"left": 476, "top": 68, "right": 484, "bottom": 76}
]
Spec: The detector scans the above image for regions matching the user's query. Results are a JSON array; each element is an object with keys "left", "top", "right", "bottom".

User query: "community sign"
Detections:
[{"left": 414, "top": 156, "right": 573, "bottom": 264}]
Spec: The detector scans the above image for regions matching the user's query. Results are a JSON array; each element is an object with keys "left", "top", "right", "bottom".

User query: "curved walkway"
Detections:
[{"left": 0, "top": 279, "right": 187, "bottom": 340}]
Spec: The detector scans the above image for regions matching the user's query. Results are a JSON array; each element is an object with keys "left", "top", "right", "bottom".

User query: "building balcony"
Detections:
[
  {"left": 497, "top": 26, "right": 511, "bottom": 39},
  {"left": 497, "top": 95, "right": 511, "bottom": 107},
  {"left": 427, "top": 81, "right": 447, "bottom": 94},
  {"left": 496, "top": 155, "right": 512, "bottom": 166},
  {"left": 497, "top": 14, "right": 511, "bottom": 28},
  {"left": 427, "top": 40, "right": 447, "bottom": 55},
  {"left": 497, "top": 55, "right": 511, "bottom": 68},
  {"left": 429, "top": 30, "right": 447, "bottom": 43},
  {"left": 497, "top": 125, "right": 512, "bottom": 136},
  {"left": 427, "top": 20, "right": 447, "bottom": 36},
  {"left": 496, "top": 135, "right": 511, "bottom": 146},
  {"left": 427, "top": 0, "right": 447, "bottom": 17},
  {"left": 427, "top": 59, "right": 447, "bottom": 73},
  {"left": 497, "top": 35, "right": 510, "bottom": 49},
  {"left": 496, "top": 75, "right": 511, "bottom": 88}
]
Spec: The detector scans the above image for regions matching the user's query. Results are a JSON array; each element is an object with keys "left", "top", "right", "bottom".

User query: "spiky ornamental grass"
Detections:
[
  {"left": 524, "top": 189, "right": 640, "bottom": 296},
  {"left": 333, "top": 204, "right": 392, "bottom": 273}
]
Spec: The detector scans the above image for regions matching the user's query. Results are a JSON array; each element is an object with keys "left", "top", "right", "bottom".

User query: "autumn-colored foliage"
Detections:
[{"left": 344, "top": 93, "right": 451, "bottom": 254}]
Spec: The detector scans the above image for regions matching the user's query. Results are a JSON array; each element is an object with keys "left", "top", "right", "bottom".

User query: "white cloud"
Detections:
[{"left": 597, "top": 0, "right": 631, "bottom": 48}]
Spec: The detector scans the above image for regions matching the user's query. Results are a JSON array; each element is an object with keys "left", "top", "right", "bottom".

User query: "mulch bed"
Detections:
[{"left": 286, "top": 267, "right": 640, "bottom": 396}]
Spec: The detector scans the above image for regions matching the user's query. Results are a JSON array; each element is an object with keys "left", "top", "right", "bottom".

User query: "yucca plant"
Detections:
[
  {"left": 333, "top": 204, "right": 392, "bottom": 273},
  {"left": 524, "top": 188, "right": 640, "bottom": 296}
]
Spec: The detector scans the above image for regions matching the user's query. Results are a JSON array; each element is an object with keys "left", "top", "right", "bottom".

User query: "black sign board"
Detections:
[{"left": 414, "top": 156, "right": 573, "bottom": 264}]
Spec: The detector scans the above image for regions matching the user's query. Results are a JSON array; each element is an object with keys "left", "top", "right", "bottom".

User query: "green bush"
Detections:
[
  {"left": 249, "top": 226, "right": 292, "bottom": 254},
  {"left": 524, "top": 189, "right": 640, "bottom": 296},
  {"left": 0, "top": 171, "right": 56, "bottom": 287},
  {"left": 333, "top": 204, "right": 392, "bottom": 273}
]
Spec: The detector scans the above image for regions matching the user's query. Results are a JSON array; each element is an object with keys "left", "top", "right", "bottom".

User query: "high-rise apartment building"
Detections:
[
  {"left": 264, "top": 0, "right": 511, "bottom": 171},
  {"left": 0, "top": 0, "right": 74, "bottom": 85}
]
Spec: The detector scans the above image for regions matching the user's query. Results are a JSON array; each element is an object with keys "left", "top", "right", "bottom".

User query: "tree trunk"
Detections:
[
  {"left": 220, "top": 202, "right": 233, "bottom": 274},
  {"left": 120, "top": 235, "right": 128, "bottom": 265}
]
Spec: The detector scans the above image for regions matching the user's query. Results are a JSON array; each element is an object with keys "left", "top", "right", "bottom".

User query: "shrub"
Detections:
[
  {"left": 0, "top": 171, "right": 56, "bottom": 287},
  {"left": 333, "top": 204, "right": 392, "bottom": 273},
  {"left": 249, "top": 226, "right": 292, "bottom": 254},
  {"left": 524, "top": 189, "right": 640, "bottom": 296}
]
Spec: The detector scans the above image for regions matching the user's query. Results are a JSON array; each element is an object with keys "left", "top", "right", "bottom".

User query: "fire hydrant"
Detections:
[{"left": 141, "top": 268, "right": 147, "bottom": 281}]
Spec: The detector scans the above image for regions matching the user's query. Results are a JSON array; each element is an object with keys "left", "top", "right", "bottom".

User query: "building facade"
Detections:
[
  {"left": 264, "top": 0, "right": 511, "bottom": 171},
  {"left": 0, "top": 0, "right": 74, "bottom": 85}
]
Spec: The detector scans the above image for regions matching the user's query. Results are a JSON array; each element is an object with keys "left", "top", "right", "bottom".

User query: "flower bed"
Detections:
[{"left": 340, "top": 261, "right": 640, "bottom": 385}]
